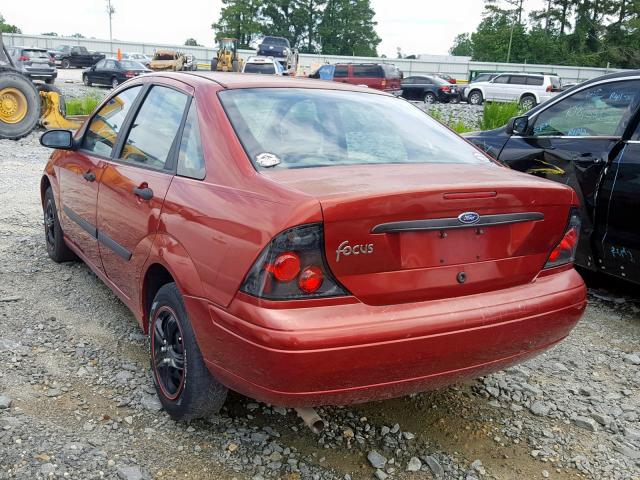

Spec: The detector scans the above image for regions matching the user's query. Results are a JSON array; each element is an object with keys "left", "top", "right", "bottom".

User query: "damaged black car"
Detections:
[{"left": 464, "top": 70, "right": 640, "bottom": 284}]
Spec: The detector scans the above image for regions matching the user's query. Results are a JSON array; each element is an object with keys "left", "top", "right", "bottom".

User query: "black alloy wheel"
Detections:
[
  {"left": 44, "top": 198, "right": 56, "bottom": 252},
  {"left": 151, "top": 306, "right": 186, "bottom": 400}
]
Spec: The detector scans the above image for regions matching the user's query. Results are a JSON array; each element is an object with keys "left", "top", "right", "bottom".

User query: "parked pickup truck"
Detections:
[{"left": 53, "top": 45, "right": 105, "bottom": 69}]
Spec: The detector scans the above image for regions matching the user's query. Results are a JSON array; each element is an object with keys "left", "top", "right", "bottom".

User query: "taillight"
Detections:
[
  {"left": 546, "top": 85, "right": 553, "bottom": 92},
  {"left": 125, "top": 71, "right": 135, "bottom": 78},
  {"left": 381, "top": 79, "right": 387, "bottom": 88},
  {"left": 439, "top": 85, "right": 451, "bottom": 93},
  {"left": 19, "top": 56, "right": 29, "bottom": 62},
  {"left": 241, "top": 223, "right": 348, "bottom": 300},
  {"left": 544, "top": 208, "right": 581, "bottom": 269}
]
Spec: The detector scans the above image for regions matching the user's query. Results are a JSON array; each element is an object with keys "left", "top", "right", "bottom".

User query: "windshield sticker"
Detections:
[{"left": 256, "top": 153, "right": 281, "bottom": 168}]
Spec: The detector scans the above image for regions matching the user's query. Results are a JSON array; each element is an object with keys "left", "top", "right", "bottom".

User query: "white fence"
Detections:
[{"left": 4, "top": 33, "right": 626, "bottom": 83}]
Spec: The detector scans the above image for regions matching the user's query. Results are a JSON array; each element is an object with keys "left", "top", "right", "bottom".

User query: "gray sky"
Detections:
[{"left": 2, "top": 0, "right": 545, "bottom": 57}]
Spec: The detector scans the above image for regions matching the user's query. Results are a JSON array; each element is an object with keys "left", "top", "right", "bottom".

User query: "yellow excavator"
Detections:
[
  {"left": 1, "top": 32, "right": 84, "bottom": 140},
  {"left": 210, "top": 38, "right": 243, "bottom": 72}
]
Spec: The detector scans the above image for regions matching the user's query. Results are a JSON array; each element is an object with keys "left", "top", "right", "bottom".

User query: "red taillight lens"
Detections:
[
  {"left": 266, "top": 252, "right": 300, "bottom": 282},
  {"left": 381, "top": 79, "right": 387, "bottom": 87},
  {"left": 546, "top": 85, "right": 553, "bottom": 92},
  {"left": 241, "top": 223, "right": 348, "bottom": 300},
  {"left": 19, "top": 56, "right": 29, "bottom": 62},
  {"left": 125, "top": 71, "right": 135, "bottom": 78},
  {"left": 544, "top": 208, "right": 581, "bottom": 269},
  {"left": 439, "top": 86, "right": 450, "bottom": 93},
  {"left": 299, "top": 266, "right": 324, "bottom": 293}
]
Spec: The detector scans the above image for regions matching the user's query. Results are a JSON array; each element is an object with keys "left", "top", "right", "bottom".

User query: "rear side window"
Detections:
[
  {"left": 509, "top": 76, "right": 527, "bottom": 85},
  {"left": 177, "top": 103, "right": 206, "bottom": 179},
  {"left": 82, "top": 86, "right": 142, "bottom": 157},
  {"left": 550, "top": 77, "right": 561, "bottom": 89},
  {"left": 120, "top": 86, "right": 188, "bottom": 169},
  {"left": 526, "top": 76, "right": 544, "bottom": 86},
  {"left": 353, "top": 65, "right": 382, "bottom": 78},
  {"left": 532, "top": 80, "right": 640, "bottom": 137},
  {"left": 334, "top": 65, "right": 348, "bottom": 78},
  {"left": 219, "top": 88, "right": 492, "bottom": 170}
]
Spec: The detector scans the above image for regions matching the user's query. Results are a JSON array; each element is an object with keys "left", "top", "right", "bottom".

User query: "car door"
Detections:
[
  {"left": 332, "top": 64, "right": 349, "bottom": 84},
  {"left": 58, "top": 85, "right": 143, "bottom": 272},
  {"left": 96, "top": 80, "right": 191, "bottom": 300},
  {"left": 102, "top": 59, "right": 117, "bottom": 84},
  {"left": 90, "top": 59, "right": 106, "bottom": 84},
  {"left": 498, "top": 78, "right": 640, "bottom": 269},
  {"left": 485, "top": 74, "right": 509, "bottom": 101},
  {"left": 401, "top": 77, "right": 418, "bottom": 100},
  {"left": 507, "top": 75, "right": 527, "bottom": 102},
  {"left": 595, "top": 115, "right": 640, "bottom": 280}
]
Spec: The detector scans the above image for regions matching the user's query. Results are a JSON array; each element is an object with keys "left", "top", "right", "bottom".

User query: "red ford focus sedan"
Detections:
[{"left": 39, "top": 72, "right": 586, "bottom": 420}]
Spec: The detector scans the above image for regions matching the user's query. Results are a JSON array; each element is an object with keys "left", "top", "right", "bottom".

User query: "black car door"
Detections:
[
  {"left": 595, "top": 118, "right": 640, "bottom": 281},
  {"left": 497, "top": 78, "right": 640, "bottom": 270},
  {"left": 401, "top": 77, "right": 418, "bottom": 100},
  {"left": 89, "top": 60, "right": 106, "bottom": 84}
]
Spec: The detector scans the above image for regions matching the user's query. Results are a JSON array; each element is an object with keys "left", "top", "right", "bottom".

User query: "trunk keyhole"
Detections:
[{"left": 457, "top": 272, "right": 467, "bottom": 284}]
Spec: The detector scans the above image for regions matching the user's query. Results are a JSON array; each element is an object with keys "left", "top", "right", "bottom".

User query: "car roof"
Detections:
[{"left": 148, "top": 71, "right": 392, "bottom": 95}]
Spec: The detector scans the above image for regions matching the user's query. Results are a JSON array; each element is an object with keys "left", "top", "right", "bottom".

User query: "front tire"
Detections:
[
  {"left": 211, "top": 59, "right": 218, "bottom": 71},
  {"left": 43, "top": 187, "right": 76, "bottom": 263},
  {"left": 468, "top": 90, "right": 483, "bottom": 105},
  {"left": 0, "top": 68, "right": 41, "bottom": 140},
  {"left": 83, "top": 75, "right": 91, "bottom": 86},
  {"left": 111, "top": 77, "right": 119, "bottom": 89},
  {"left": 61, "top": 59, "right": 70, "bottom": 69},
  {"left": 149, "top": 283, "right": 228, "bottom": 421}
]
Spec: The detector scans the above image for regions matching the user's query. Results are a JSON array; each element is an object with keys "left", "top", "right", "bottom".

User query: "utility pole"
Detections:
[{"left": 106, "top": 0, "right": 115, "bottom": 55}]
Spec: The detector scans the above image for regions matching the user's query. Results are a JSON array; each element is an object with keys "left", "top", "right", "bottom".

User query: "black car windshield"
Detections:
[
  {"left": 219, "top": 88, "right": 492, "bottom": 170},
  {"left": 263, "top": 37, "right": 289, "bottom": 47},
  {"left": 244, "top": 63, "right": 276, "bottom": 74},
  {"left": 119, "top": 60, "right": 146, "bottom": 70}
]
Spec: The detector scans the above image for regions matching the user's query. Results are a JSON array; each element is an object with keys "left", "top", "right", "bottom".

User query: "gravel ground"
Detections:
[{"left": 0, "top": 75, "right": 639, "bottom": 480}]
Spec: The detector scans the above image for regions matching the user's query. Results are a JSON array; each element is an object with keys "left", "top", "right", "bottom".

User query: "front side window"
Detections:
[
  {"left": 105, "top": 60, "right": 116, "bottom": 69},
  {"left": 120, "top": 86, "right": 188, "bottom": 169},
  {"left": 219, "top": 88, "right": 492, "bottom": 170},
  {"left": 82, "top": 86, "right": 142, "bottom": 157},
  {"left": 493, "top": 75, "right": 509, "bottom": 84},
  {"left": 95, "top": 60, "right": 106, "bottom": 69},
  {"left": 532, "top": 80, "right": 640, "bottom": 137},
  {"left": 177, "top": 103, "right": 206, "bottom": 179},
  {"left": 334, "top": 65, "right": 348, "bottom": 78}
]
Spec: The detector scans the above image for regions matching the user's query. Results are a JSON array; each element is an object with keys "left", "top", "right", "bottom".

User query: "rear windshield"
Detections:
[
  {"left": 154, "top": 53, "right": 175, "bottom": 60},
  {"left": 244, "top": 63, "right": 276, "bottom": 75},
  {"left": 119, "top": 60, "right": 145, "bottom": 70},
  {"left": 23, "top": 49, "right": 50, "bottom": 59},
  {"left": 263, "top": 37, "right": 289, "bottom": 47},
  {"left": 219, "top": 88, "right": 491, "bottom": 170}
]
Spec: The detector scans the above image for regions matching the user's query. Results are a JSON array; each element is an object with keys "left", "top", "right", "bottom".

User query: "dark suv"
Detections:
[
  {"left": 310, "top": 63, "right": 402, "bottom": 95},
  {"left": 8, "top": 47, "right": 57, "bottom": 84},
  {"left": 257, "top": 36, "right": 291, "bottom": 60}
]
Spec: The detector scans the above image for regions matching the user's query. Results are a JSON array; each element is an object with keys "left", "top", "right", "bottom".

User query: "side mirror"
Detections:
[
  {"left": 40, "top": 130, "right": 75, "bottom": 150},
  {"left": 506, "top": 115, "right": 529, "bottom": 136}
]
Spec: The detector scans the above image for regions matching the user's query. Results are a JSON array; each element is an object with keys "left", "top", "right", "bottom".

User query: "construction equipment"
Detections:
[
  {"left": 0, "top": 31, "right": 41, "bottom": 140},
  {"left": 211, "top": 38, "right": 243, "bottom": 73}
]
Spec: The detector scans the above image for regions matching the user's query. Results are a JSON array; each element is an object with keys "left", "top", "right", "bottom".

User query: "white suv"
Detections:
[
  {"left": 242, "top": 56, "right": 284, "bottom": 76},
  {"left": 464, "top": 73, "right": 562, "bottom": 109}
]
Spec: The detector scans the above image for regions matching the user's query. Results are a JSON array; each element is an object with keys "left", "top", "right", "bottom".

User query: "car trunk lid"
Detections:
[{"left": 264, "top": 164, "right": 574, "bottom": 305}]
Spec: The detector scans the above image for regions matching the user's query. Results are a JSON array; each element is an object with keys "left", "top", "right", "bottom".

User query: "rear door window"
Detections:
[
  {"left": 526, "top": 76, "right": 544, "bottom": 86},
  {"left": 532, "top": 80, "right": 640, "bottom": 137},
  {"left": 177, "top": 102, "right": 206, "bottom": 179},
  {"left": 120, "top": 86, "right": 189, "bottom": 170},
  {"left": 353, "top": 65, "right": 382, "bottom": 78},
  {"left": 509, "top": 76, "right": 527, "bottom": 85},
  {"left": 82, "top": 86, "right": 142, "bottom": 157}
]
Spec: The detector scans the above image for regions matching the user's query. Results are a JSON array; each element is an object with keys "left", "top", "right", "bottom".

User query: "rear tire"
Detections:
[
  {"left": 149, "top": 283, "right": 228, "bottom": 421},
  {"left": 520, "top": 94, "right": 536, "bottom": 110},
  {"left": 83, "top": 75, "right": 91, "bottom": 87},
  {"left": 232, "top": 60, "right": 239, "bottom": 72},
  {"left": 61, "top": 59, "right": 70, "bottom": 69},
  {"left": 468, "top": 90, "right": 483, "bottom": 105},
  {"left": 44, "top": 77, "right": 55, "bottom": 85},
  {"left": 424, "top": 92, "right": 437, "bottom": 104},
  {"left": 211, "top": 59, "right": 218, "bottom": 71},
  {"left": 36, "top": 83, "right": 66, "bottom": 117},
  {"left": 43, "top": 187, "right": 77, "bottom": 263},
  {"left": 0, "top": 69, "right": 41, "bottom": 140}
]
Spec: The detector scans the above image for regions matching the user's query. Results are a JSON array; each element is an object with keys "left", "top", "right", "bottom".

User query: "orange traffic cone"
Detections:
[{"left": 117, "top": 48, "right": 122, "bottom": 61}]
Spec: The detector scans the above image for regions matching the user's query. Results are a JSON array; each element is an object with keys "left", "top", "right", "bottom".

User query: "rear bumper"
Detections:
[{"left": 186, "top": 268, "right": 586, "bottom": 406}]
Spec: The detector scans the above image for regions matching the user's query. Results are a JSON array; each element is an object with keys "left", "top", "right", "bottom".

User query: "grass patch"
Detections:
[
  {"left": 65, "top": 96, "right": 102, "bottom": 116},
  {"left": 428, "top": 108, "right": 476, "bottom": 134},
  {"left": 480, "top": 102, "right": 524, "bottom": 131}
]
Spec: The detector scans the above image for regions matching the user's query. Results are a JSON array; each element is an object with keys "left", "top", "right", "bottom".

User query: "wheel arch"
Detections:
[{"left": 140, "top": 233, "right": 207, "bottom": 332}]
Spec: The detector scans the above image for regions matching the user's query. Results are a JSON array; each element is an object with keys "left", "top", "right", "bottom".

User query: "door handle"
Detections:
[
  {"left": 133, "top": 186, "right": 153, "bottom": 201},
  {"left": 83, "top": 171, "right": 96, "bottom": 182}
]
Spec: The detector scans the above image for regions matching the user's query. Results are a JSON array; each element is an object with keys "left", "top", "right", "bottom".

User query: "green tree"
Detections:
[
  {"left": 212, "top": 0, "right": 263, "bottom": 48},
  {"left": 184, "top": 38, "right": 202, "bottom": 46},
  {"left": 41, "top": 32, "right": 58, "bottom": 36},
  {"left": 261, "top": 0, "right": 306, "bottom": 48},
  {"left": 70, "top": 33, "right": 85, "bottom": 38},
  {"left": 449, "top": 33, "right": 473, "bottom": 56},
  {"left": 0, "top": 14, "right": 21, "bottom": 33},
  {"left": 318, "top": 0, "right": 380, "bottom": 56}
]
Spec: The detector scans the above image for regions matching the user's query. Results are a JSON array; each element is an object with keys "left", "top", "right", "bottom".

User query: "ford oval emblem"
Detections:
[{"left": 458, "top": 212, "right": 480, "bottom": 224}]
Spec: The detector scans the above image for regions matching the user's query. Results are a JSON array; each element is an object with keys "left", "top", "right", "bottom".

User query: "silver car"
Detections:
[{"left": 9, "top": 47, "right": 57, "bottom": 84}]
